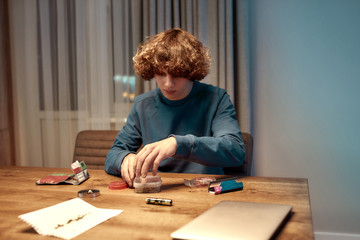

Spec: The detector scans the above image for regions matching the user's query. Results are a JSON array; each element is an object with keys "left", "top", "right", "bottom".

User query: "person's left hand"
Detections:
[
  {"left": 135, "top": 137, "right": 177, "bottom": 178},
  {"left": 120, "top": 153, "right": 137, "bottom": 187}
]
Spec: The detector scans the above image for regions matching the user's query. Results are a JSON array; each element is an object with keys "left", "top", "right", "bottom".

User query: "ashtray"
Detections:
[{"left": 133, "top": 175, "right": 162, "bottom": 193}]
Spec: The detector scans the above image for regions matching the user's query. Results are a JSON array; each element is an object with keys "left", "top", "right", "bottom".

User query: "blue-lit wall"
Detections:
[{"left": 250, "top": 0, "right": 360, "bottom": 237}]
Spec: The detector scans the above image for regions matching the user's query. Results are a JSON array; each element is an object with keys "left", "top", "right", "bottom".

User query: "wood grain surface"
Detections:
[{"left": 0, "top": 166, "right": 314, "bottom": 239}]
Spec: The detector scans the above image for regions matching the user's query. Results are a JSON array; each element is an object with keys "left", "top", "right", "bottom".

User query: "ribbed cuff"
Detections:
[{"left": 169, "top": 134, "right": 194, "bottom": 158}]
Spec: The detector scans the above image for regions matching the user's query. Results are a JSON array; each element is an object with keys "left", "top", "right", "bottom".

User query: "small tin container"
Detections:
[
  {"left": 133, "top": 175, "right": 162, "bottom": 193},
  {"left": 78, "top": 189, "right": 100, "bottom": 198}
]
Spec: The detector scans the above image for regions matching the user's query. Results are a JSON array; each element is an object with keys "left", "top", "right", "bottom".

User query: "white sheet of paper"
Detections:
[{"left": 19, "top": 198, "right": 123, "bottom": 240}]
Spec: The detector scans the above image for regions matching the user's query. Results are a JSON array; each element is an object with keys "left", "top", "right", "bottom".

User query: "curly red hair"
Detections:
[{"left": 133, "top": 28, "right": 211, "bottom": 81}]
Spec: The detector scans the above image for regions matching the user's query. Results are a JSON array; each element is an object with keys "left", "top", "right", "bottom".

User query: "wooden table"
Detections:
[{"left": 0, "top": 166, "right": 314, "bottom": 239}]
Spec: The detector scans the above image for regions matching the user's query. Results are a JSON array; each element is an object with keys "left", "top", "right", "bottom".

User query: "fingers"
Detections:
[
  {"left": 135, "top": 147, "right": 150, "bottom": 177},
  {"left": 128, "top": 156, "right": 136, "bottom": 181},
  {"left": 151, "top": 154, "right": 163, "bottom": 176},
  {"left": 121, "top": 153, "right": 136, "bottom": 187},
  {"left": 135, "top": 137, "right": 178, "bottom": 178},
  {"left": 121, "top": 165, "right": 132, "bottom": 187},
  {"left": 135, "top": 143, "right": 164, "bottom": 177},
  {"left": 140, "top": 151, "right": 163, "bottom": 177}
]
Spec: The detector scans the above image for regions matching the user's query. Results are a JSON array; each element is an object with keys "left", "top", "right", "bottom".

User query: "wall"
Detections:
[{"left": 250, "top": 0, "right": 360, "bottom": 238}]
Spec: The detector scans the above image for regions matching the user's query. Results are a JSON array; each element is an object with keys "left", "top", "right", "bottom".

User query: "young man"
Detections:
[{"left": 105, "top": 28, "right": 245, "bottom": 187}]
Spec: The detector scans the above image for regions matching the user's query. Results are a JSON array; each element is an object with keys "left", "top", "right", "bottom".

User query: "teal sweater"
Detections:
[{"left": 105, "top": 81, "right": 245, "bottom": 175}]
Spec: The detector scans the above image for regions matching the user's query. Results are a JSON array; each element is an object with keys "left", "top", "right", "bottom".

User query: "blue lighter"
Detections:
[{"left": 208, "top": 177, "right": 244, "bottom": 195}]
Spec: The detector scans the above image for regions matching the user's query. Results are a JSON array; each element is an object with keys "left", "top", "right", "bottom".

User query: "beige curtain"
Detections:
[
  {"left": 8, "top": 0, "right": 250, "bottom": 168},
  {"left": 9, "top": 0, "right": 118, "bottom": 167}
]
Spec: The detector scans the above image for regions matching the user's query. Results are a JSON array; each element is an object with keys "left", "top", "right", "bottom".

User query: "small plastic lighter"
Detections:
[{"left": 208, "top": 177, "right": 243, "bottom": 195}]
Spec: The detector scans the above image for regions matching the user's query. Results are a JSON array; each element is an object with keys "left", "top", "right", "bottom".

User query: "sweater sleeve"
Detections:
[
  {"left": 172, "top": 92, "right": 245, "bottom": 168},
  {"left": 104, "top": 104, "right": 142, "bottom": 176}
]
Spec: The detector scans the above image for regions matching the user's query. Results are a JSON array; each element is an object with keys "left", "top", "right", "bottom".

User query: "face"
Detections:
[{"left": 154, "top": 71, "right": 193, "bottom": 100}]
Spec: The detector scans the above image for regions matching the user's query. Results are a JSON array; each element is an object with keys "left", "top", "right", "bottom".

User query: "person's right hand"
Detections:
[
  {"left": 121, "top": 153, "right": 137, "bottom": 187},
  {"left": 135, "top": 136, "right": 177, "bottom": 178}
]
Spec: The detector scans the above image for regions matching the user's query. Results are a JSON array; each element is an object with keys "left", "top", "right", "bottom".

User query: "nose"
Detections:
[{"left": 164, "top": 74, "right": 175, "bottom": 88}]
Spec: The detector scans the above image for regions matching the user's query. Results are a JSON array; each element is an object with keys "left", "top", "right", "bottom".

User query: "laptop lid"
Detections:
[{"left": 171, "top": 201, "right": 292, "bottom": 240}]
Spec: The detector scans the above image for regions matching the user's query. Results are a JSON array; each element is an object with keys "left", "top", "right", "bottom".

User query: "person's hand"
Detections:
[
  {"left": 121, "top": 153, "right": 137, "bottom": 187},
  {"left": 135, "top": 137, "right": 177, "bottom": 178}
]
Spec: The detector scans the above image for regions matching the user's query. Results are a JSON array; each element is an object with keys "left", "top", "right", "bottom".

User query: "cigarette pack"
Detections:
[{"left": 36, "top": 161, "right": 89, "bottom": 185}]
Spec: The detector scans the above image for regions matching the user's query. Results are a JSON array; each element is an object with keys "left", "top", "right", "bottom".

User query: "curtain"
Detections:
[
  {"left": 8, "top": 0, "right": 250, "bottom": 168},
  {"left": 9, "top": 0, "right": 119, "bottom": 167}
]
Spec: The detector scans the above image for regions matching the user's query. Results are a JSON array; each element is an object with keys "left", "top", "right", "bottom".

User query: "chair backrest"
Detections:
[
  {"left": 73, "top": 130, "right": 253, "bottom": 174},
  {"left": 223, "top": 132, "right": 253, "bottom": 176},
  {"left": 73, "top": 130, "right": 119, "bottom": 169}
]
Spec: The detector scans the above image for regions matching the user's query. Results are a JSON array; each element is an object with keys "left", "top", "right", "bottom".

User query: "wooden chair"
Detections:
[
  {"left": 73, "top": 130, "right": 119, "bottom": 169},
  {"left": 223, "top": 132, "right": 253, "bottom": 176}
]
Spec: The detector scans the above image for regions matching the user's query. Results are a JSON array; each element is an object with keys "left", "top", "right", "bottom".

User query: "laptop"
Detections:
[{"left": 171, "top": 201, "right": 292, "bottom": 240}]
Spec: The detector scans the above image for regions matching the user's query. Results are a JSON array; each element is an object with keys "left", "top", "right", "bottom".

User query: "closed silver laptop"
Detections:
[{"left": 171, "top": 201, "right": 292, "bottom": 240}]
